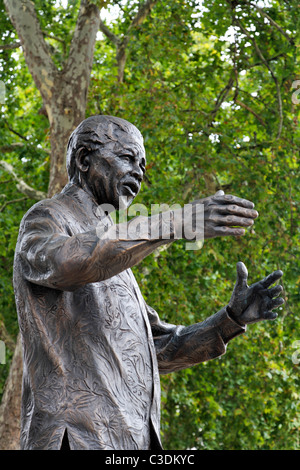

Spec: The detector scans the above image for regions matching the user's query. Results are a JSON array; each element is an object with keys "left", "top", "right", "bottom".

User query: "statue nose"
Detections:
[{"left": 131, "top": 165, "right": 143, "bottom": 182}]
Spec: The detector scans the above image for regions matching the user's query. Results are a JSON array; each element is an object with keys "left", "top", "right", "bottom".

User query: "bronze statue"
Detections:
[{"left": 13, "top": 115, "right": 284, "bottom": 450}]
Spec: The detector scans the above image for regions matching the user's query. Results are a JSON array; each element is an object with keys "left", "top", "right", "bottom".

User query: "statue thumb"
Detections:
[{"left": 236, "top": 261, "right": 248, "bottom": 288}]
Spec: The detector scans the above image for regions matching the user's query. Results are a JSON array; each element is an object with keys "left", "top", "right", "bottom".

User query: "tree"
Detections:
[
  {"left": 3, "top": 0, "right": 101, "bottom": 195},
  {"left": 0, "top": 0, "right": 299, "bottom": 450}
]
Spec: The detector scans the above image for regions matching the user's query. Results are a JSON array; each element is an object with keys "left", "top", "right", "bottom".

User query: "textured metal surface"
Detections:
[
  {"left": 13, "top": 116, "right": 250, "bottom": 450},
  {"left": 14, "top": 183, "right": 245, "bottom": 449}
]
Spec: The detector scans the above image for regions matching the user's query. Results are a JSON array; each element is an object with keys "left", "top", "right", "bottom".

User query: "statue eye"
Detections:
[
  {"left": 120, "top": 154, "right": 133, "bottom": 162},
  {"left": 120, "top": 154, "right": 134, "bottom": 163}
]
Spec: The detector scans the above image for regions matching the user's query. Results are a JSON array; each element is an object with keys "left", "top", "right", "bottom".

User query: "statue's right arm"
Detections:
[{"left": 17, "top": 205, "right": 177, "bottom": 291}]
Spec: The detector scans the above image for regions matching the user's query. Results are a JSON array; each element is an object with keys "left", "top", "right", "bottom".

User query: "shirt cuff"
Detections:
[{"left": 213, "top": 305, "right": 247, "bottom": 344}]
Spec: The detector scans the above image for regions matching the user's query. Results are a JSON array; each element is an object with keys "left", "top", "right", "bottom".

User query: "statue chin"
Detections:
[{"left": 118, "top": 195, "right": 133, "bottom": 210}]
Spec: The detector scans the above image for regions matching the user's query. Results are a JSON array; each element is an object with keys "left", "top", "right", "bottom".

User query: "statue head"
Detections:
[{"left": 66, "top": 115, "right": 146, "bottom": 209}]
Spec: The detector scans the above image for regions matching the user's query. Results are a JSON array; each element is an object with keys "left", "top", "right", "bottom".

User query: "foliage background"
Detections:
[{"left": 0, "top": 0, "right": 299, "bottom": 449}]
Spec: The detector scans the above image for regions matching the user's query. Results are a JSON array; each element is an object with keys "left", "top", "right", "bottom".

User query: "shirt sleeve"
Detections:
[
  {"left": 17, "top": 202, "right": 177, "bottom": 292},
  {"left": 146, "top": 303, "right": 246, "bottom": 374}
]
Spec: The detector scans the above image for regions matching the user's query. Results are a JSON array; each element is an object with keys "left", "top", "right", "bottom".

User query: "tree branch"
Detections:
[
  {"left": 4, "top": 120, "right": 29, "bottom": 141},
  {"left": 249, "top": 2, "right": 294, "bottom": 45},
  {"left": 99, "top": 19, "right": 120, "bottom": 46},
  {"left": 0, "top": 160, "right": 46, "bottom": 200},
  {"left": 249, "top": 52, "right": 287, "bottom": 69},
  {"left": 42, "top": 31, "right": 67, "bottom": 55},
  {"left": 3, "top": 0, "right": 58, "bottom": 103},
  {"left": 234, "top": 98, "right": 266, "bottom": 127},
  {"left": 64, "top": 0, "right": 101, "bottom": 84},
  {"left": 0, "top": 143, "right": 24, "bottom": 153},
  {"left": 0, "top": 196, "right": 28, "bottom": 213},
  {"left": 99, "top": 0, "right": 158, "bottom": 82},
  {"left": 0, "top": 319, "right": 16, "bottom": 351},
  {"left": 205, "top": 74, "right": 235, "bottom": 127},
  {"left": 0, "top": 41, "right": 21, "bottom": 51},
  {"left": 127, "top": 0, "right": 158, "bottom": 33},
  {"left": 0, "top": 179, "right": 12, "bottom": 185},
  {"left": 0, "top": 142, "right": 50, "bottom": 156},
  {"left": 235, "top": 18, "right": 283, "bottom": 139},
  {"left": 212, "top": 76, "right": 235, "bottom": 115}
]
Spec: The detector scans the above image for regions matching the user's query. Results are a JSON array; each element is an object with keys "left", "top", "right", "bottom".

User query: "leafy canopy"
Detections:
[{"left": 0, "top": 0, "right": 299, "bottom": 450}]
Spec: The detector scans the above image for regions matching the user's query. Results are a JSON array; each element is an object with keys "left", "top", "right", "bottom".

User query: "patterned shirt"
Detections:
[{"left": 13, "top": 183, "right": 245, "bottom": 450}]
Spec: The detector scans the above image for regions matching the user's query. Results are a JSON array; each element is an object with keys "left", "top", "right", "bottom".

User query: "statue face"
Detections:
[{"left": 84, "top": 130, "right": 146, "bottom": 209}]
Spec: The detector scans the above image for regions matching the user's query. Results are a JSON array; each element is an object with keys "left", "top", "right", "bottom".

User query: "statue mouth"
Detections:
[{"left": 122, "top": 180, "right": 140, "bottom": 196}]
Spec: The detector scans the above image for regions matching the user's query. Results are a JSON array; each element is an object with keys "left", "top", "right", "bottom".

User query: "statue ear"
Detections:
[{"left": 75, "top": 147, "right": 90, "bottom": 173}]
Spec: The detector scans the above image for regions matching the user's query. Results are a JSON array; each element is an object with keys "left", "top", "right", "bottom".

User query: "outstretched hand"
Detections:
[
  {"left": 227, "top": 262, "right": 284, "bottom": 325},
  {"left": 190, "top": 190, "right": 259, "bottom": 240}
]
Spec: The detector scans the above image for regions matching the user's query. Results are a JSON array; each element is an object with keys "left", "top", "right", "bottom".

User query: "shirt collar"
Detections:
[{"left": 61, "top": 182, "right": 113, "bottom": 223}]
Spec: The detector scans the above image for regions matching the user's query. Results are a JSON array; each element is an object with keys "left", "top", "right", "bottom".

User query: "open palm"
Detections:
[{"left": 227, "top": 262, "right": 284, "bottom": 325}]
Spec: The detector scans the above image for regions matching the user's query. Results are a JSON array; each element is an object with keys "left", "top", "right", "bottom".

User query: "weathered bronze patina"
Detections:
[{"left": 13, "top": 115, "right": 284, "bottom": 450}]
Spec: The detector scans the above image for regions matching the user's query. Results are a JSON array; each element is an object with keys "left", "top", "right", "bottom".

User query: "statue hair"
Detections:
[{"left": 66, "top": 115, "right": 143, "bottom": 182}]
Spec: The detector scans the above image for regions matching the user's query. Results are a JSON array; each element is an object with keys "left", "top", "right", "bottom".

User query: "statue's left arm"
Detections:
[
  {"left": 146, "top": 303, "right": 246, "bottom": 374},
  {"left": 147, "top": 262, "right": 284, "bottom": 374}
]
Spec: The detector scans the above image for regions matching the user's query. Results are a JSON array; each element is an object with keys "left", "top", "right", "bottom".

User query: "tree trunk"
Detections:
[{"left": 46, "top": 81, "right": 90, "bottom": 197}]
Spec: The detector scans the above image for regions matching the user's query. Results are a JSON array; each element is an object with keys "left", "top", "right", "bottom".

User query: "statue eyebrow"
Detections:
[
  {"left": 116, "top": 150, "right": 146, "bottom": 171},
  {"left": 121, "top": 143, "right": 144, "bottom": 157}
]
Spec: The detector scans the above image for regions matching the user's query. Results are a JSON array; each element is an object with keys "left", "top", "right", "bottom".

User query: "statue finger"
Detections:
[
  {"left": 267, "top": 285, "right": 283, "bottom": 298},
  {"left": 212, "top": 194, "right": 255, "bottom": 209},
  {"left": 212, "top": 215, "right": 255, "bottom": 227},
  {"left": 216, "top": 205, "right": 259, "bottom": 219},
  {"left": 261, "top": 270, "right": 283, "bottom": 288},
  {"left": 263, "top": 311, "right": 278, "bottom": 321},
  {"left": 214, "top": 190, "right": 225, "bottom": 196},
  {"left": 269, "top": 297, "right": 285, "bottom": 310},
  {"left": 213, "top": 226, "right": 246, "bottom": 237}
]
